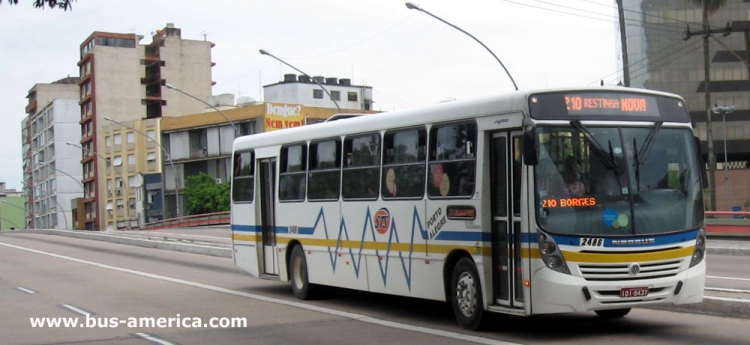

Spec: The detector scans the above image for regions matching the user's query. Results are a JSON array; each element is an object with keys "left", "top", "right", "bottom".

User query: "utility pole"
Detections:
[
  {"left": 616, "top": 0, "right": 630, "bottom": 86},
  {"left": 684, "top": 21, "right": 750, "bottom": 210}
]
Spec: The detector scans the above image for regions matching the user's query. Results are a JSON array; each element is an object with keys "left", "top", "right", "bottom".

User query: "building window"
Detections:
[
  {"left": 147, "top": 152, "right": 157, "bottom": 162},
  {"left": 127, "top": 132, "right": 135, "bottom": 144},
  {"left": 129, "top": 176, "right": 136, "bottom": 187},
  {"left": 117, "top": 199, "right": 124, "bottom": 209},
  {"left": 113, "top": 134, "right": 122, "bottom": 145},
  {"left": 113, "top": 156, "right": 122, "bottom": 167},
  {"left": 147, "top": 130, "right": 156, "bottom": 141},
  {"left": 348, "top": 92, "right": 358, "bottom": 102},
  {"left": 313, "top": 89, "right": 323, "bottom": 99},
  {"left": 105, "top": 136, "right": 111, "bottom": 147},
  {"left": 128, "top": 154, "right": 135, "bottom": 165},
  {"left": 330, "top": 91, "right": 341, "bottom": 101}
]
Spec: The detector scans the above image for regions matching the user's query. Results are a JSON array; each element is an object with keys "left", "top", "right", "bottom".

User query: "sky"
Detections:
[{"left": 0, "top": 0, "right": 620, "bottom": 191}]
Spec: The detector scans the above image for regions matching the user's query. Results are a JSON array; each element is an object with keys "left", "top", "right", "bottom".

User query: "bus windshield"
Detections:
[{"left": 534, "top": 125, "right": 704, "bottom": 236}]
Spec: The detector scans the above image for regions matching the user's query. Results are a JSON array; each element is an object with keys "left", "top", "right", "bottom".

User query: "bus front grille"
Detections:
[{"left": 578, "top": 260, "right": 682, "bottom": 281}]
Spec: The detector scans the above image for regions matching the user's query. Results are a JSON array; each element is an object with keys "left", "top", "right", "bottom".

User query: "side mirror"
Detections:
[
  {"left": 523, "top": 127, "right": 538, "bottom": 166},
  {"left": 694, "top": 136, "right": 707, "bottom": 189}
]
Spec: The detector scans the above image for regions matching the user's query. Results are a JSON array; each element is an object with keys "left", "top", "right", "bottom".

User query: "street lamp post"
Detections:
[
  {"left": 405, "top": 2, "right": 518, "bottom": 91},
  {"left": 258, "top": 49, "right": 343, "bottom": 113},
  {"left": 103, "top": 116, "right": 180, "bottom": 219},
  {"left": 712, "top": 105, "right": 736, "bottom": 210},
  {"left": 66, "top": 142, "right": 131, "bottom": 230},
  {"left": 165, "top": 83, "right": 239, "bottom": 137}
]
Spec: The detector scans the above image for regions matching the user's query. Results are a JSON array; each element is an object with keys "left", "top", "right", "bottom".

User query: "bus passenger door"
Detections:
[
  {"left": 259, "top": 158, "right": 279, "bottom": 276},
  {"left": 490, "top": 131, "right": 525, "bottom": 308}
]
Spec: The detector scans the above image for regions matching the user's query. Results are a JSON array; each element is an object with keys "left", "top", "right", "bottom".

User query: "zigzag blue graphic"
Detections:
[{"left": 313, "top": 206, "right": 426, "bottom": 290}]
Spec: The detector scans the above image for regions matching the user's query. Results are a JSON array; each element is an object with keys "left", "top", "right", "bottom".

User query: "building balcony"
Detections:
[{"left": 25, "top": 100, "right": 37, "bottom": 114}]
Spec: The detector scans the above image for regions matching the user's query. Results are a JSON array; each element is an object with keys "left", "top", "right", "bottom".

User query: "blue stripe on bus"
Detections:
[
  {"left": 434, "top": 231, "right": 491, "bottom": 241},
  {"left": 231, "top": 224, "right": 261, "bottom": 232},
  {"left": 233, "top": 224, "right": 699, "bottom": 248},
  {"left": 546, "top": 228, "right": 700, "bottom": 247}
]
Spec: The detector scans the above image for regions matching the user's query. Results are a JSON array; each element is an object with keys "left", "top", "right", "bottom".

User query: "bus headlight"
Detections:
[
  {"left": 689, "top": 228, "right": 706, "bottom": 268},
  {"left": 538, "top": 232, "right": 570, "bottom": 274}
]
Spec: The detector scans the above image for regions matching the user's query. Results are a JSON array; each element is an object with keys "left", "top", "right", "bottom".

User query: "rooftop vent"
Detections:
[
  {"left": 298, "top": 75, "right": 311, "bottom": 83},
  {"left": 325, "top": 77, "right": 338, "bottom": 85},
  {"left": 339, "top": 78, "right": 351, "bottom": 86},
  {"left": 284, "top": 74, "right": 297, "bottom": 82},
  {"left": 313, "top": 76, "right": 325, "bottom": 84}
]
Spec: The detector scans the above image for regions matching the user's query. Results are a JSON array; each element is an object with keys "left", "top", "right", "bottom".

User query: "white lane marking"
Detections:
[
  {"left": 61, "top": 304, "right": 91, "bottom": 317},
  {"left": 135, "top": 332, "right": 174, "bottom": 345},
  {"left": 705, "top": 287, "right": 750, "bottom": 294},
  {"left": 706, "top": 275, "right": 750, "bottom": 283},
  {"left": 16, "top": 287, "right": 36, "bottom": 294},
  {"left": 0, "top": 240, "right": 516, "bottom": 345},
  {"left": 704, "top": 296, "right": 750, "bottom": 303}
]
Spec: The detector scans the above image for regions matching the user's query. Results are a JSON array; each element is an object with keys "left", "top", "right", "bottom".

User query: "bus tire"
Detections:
[
  {"left": 290, "top": 245, "right": 315, "bottom": 300},
  {"left": 450, "top": 257, "right": 484, "bottom": 330},
  {"left": 595, "top": 308, "right": 631, "bottom": 319}
]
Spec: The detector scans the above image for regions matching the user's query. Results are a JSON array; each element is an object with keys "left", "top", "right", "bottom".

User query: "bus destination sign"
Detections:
[
  {"left": 563, "top": 93, "right": 659, "bottom": 117},
  {"left": 527, "top": 91, "right": 685, "bottom": 121}
]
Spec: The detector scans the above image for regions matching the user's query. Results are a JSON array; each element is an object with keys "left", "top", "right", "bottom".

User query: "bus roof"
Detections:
[{"left": 232, "top": 86, "right": 686, "bottom": 151}]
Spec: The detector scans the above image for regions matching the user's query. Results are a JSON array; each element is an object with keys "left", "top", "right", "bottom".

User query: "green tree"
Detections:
[
  {"left": 184, "top": 172, "right": 230, "bottom": 215},
  {"left": 1, "top": 0, "right": 75, "bottom": 10},
  {"left": 688, "top": 0, "right": 727, "bottom": 211}
]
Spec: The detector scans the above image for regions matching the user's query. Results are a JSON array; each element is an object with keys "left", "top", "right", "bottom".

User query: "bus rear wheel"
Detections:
[
  {"left": 290, "top": 245, "right": 316, "bottom": 300},
  {"left": 595, "top": 308, "right": 631, "bottom": 319},
  {"left": 450, "top": 257, "right": 485, "bottom": 330}
]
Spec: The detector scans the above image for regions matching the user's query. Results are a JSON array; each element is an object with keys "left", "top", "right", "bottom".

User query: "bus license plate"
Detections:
[{"left": 620, "top": 287, "right": 649, "bottom": 298}]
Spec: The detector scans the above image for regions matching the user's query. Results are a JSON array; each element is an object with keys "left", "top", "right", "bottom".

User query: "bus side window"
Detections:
[
  {"left": 232, "top": 150, "right": 254, "bottom": 202},
  {"left": 382, "top": 127, "right": 426, "bottom": 199},
  {"left": 308, "top": 139, "right": 341, "bottom": 201},
  {"left": 343, "top": 133, "right": 380, "bottom": 200},
  {"left": 279, "top": 144, "right": 307, "bottom": 201},
  {"left": 428, "top": 121, "right": 477, "bottom": 198}
]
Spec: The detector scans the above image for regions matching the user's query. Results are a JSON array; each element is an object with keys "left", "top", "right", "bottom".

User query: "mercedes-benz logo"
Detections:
[{"left": 628, "top": 263, "right": 641, "bottom": 275}]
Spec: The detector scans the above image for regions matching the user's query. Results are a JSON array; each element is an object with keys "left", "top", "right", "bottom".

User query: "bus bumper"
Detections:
[{"left": 530, "top": 260, "right": 706, "bottom": 314}]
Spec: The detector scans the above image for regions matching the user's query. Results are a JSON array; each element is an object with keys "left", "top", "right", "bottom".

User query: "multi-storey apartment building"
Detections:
[
  {"left": 76, "top": 23, "right": 213, "bottom": 230},
  {"left": 22, "top": 78, "right": 83, "bottom": 230},
  {"left": 158, "top": 75, "right": 377, "bottom": 219}
]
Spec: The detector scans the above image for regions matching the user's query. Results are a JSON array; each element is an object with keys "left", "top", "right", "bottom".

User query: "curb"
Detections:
[
  {"left": 650, "top": 296, "right": 750, "bottom": 319},
  {"left": 7, "top": 229, "right": 232, "bottom": 258}
]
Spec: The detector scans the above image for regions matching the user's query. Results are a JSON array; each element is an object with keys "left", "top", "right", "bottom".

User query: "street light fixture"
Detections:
[
  {"left": 712, "top": 105, "right": 735, "bottom": 210},
  {"left": 103, "top": 116, "right": 180, "bottom": 218},
  {"left": 66, "top": 141, "right": 131, "bottom": 230},
  {"left": 165, "top": 83, "right": 239, "bottom": 137},
  {"left": 405, "top": 2, "right": 518, "bottom": 91},
  {"left": 259, "top": 49, "right": 343, "bottom": 113}
]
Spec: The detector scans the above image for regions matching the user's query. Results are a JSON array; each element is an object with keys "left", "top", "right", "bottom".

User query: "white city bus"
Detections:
[{"left": 230, "top": 87, "right": 706, "bottom": 330}]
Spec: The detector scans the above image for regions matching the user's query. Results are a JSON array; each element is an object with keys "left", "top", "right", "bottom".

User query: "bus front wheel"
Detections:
[
  {"left": 290, "top": 245, "right": 315, "bottom": 300},
  {"left": 595, "top": 308, "right": 631, "bottom": 319},
  {"left": 450, "top": 257, "right": 485, "bottom": 330}
]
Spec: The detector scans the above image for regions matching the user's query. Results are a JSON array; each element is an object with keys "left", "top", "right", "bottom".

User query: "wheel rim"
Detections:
[
  {"left": 455, "top": 271, "right": 477, "bottom": 317},
  {"left": 292, "top": 255, "right": 305, "bottom": 290}
]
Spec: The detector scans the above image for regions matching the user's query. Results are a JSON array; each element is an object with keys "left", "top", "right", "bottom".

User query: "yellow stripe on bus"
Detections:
[
  {"left": 232, "top": 233, "right": 693, "bottom": 263},
  {"left": 560, "top": 246, "right": 695, "bottom": 263}
]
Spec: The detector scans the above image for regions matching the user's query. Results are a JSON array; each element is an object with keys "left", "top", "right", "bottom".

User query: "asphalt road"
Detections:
[{"left": 2, "top": 232, "right": 750, "bottom": 345}]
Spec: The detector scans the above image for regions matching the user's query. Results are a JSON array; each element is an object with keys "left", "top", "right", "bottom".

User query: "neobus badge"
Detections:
[{"left": 374, "top": 208, "right": 391, "bottom": 235}]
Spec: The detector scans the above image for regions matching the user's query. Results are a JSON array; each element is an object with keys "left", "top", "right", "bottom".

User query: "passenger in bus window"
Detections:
[{"left": 563, "top": 156, "right": 586, "bottom": 197}]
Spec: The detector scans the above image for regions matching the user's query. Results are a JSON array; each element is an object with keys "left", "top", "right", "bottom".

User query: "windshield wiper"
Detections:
[
  {"left": 570, "top": 120, "right": 617, "bottom": 170},
  {"left": 636, "top": 122, "right": 663, "bottom": 165},
  {"left": 633, "top": 122, "right": 662, "bottom": 191}
]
